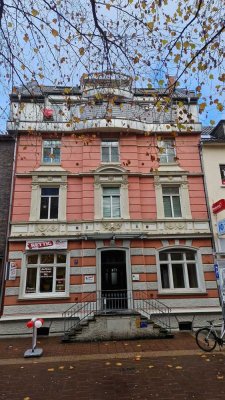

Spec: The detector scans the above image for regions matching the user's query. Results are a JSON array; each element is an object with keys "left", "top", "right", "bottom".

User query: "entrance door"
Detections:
[{"left": 101, "top": 250, "right": 127, "bottom": 310}]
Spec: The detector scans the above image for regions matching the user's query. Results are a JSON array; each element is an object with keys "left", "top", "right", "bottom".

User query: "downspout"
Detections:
[{"left": 0, "top": 126, "right": 19, "bottom": 316}]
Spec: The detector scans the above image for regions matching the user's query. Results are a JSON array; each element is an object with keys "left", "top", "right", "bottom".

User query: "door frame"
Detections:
[{"left": 96, "top": 244, "right": 133, "bottom": 310}]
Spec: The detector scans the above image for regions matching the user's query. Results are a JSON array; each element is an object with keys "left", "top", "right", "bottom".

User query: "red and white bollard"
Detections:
[{"left": 24, "top": 318, "right": 44, "bottom": 358}]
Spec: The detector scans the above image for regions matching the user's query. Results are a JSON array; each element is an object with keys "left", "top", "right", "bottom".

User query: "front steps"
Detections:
[{"left": 62, "top": 311, "right": 173, "bottom": 342}]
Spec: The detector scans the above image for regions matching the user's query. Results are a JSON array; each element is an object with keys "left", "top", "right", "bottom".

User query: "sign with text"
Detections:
[
  {"left": 8, "top": 262, "right": 17, "bottom": 280},
  {"left": 26, "top": 239, "right": 67, "bottom": 251},
  {"left": 212, "top": 199, "right": 225, "bottom": 214},
  {"left": 218, "top": 219, "right": 225, "bottom": 235}
]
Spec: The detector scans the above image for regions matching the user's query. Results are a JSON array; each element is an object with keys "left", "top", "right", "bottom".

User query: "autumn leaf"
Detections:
[
  {"left": 106, "top": 3, "right": 111, "bottom": 10},
  {"left": 31, "top": 9, "right": 39, "bottom": 17},
  {"left": 79, "top": 47, "right": 85, "bottom": 56},
  {"left": 51, "top": 29, "right": 59, "bottom": 37},
  {"left": 23, "top": 33, "right": 29, "bottom": 43},
  {"left": 146, "top": 22, "right": 154, "bottom": 30}
]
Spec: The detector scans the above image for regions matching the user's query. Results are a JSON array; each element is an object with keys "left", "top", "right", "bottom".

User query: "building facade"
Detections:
[
  {"left": 1, "top": 74, "right": 220, "bottom": 335},
  {"left": 0, "top": 134, "right": 15, "bottom": 314}
]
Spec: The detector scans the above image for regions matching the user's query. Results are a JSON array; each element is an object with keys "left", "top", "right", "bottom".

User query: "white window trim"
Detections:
[
  {"left": 154, "top": 175, "right": 192, "bottom": 219},
  {"left": 30, "top": 175, "right": 67, "bottom": 222},
  {"left": 156, "top": 247, "right": 206, "bottom": 294},
  {"left": 102, "top": 186, "right": 121, "bottom": 219},
  {"left": 94, "top": 170, "right": 129, "bottom": 220},
  {"left": 101, "top": 140, "right": 120, "bottom": 164},
  {"left": 162, "top": 186, "right": 182, "bottom": 218},
  {"left": 158, "top": 139, "right": 176, "bottom": 164},
  {"left": 19, "top": 251, "right": 70, "bottom": 299},
  {"left": 42, "top": 140, "right": 61, "bottom": 165}
]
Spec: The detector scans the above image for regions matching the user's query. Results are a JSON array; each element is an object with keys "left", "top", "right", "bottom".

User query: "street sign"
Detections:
[
  {"left": 212, "top": 199, "right": 225, "bottom": 214},
  {"left": 218, "top": 219, "right": 225, "bottom": 235}
]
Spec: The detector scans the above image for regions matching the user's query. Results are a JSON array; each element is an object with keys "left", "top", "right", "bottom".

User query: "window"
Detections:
[
  {"left": 158, "top": 139, "right": 176, "bottom": 163},
  {"left": 220, "top": 165, "right": 225, "bottom": 185},
  {"left": 101, "top": 141, "right": 119, "bottom": 163},
  {"left": 25, "top": 253, "right": 67, "bottom": 296},
  {"left": 162, "top": 186, "right": 182, "bottom": 217},
  {"left": 40, "top": 188, "right": 59, "bottom": 219},
  {"left": 159, "top": 250, "right": 199, "bottom": 291},
  {"left": 103, "top": 187, "right": 121, "bottom": 218},
  {"left": 42, "top": 140, "right": 61, "bottom": 164}
]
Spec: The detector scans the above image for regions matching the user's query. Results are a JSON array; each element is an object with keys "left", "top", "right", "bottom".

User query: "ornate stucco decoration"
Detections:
[{"left": 102, "top": 222, "right": 122, "bottom": 231}]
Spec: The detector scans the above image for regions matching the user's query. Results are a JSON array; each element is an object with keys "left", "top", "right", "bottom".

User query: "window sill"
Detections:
[
  {"left": 158, "top": 289, "right": 207, "bottom": 296},
  {"left": 40, "top": 163, "right": 61, "bottom": 166},
  {"left": 100, "top": 162, "right": 121, "bottom": 165},
  {"left": 159, "top": 162, "right": 179, "bottom": 166},
  {"left": 19, "top": 294, "right": 70, "bottom": 300}
]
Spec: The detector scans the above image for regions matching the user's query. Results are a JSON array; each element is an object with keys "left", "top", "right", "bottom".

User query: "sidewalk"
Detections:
[
  {"left": 1, "top": 333, "right": 225, "bottom": 400},
  {"left": 0, "top": 332, "right": 198, "bottom": 361}
]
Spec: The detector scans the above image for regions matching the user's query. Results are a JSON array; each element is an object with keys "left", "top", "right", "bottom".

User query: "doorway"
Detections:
[{"left": 101, "top": 250, "right": 127, "bottom": 310}]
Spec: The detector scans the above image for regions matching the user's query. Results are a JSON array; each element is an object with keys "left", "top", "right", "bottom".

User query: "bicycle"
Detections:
[{"left": 195, "top": 319, "right": 225, "bottom": 352}]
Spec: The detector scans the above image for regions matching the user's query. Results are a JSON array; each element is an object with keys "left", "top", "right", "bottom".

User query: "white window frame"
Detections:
[
  {"left": 154, "top": 175, "right": 192, "bottom": 219},
  {"left": 102, "top": 187, "right": 121, "bottom": 219},
  {"left": 42, "top": 140, "right": 61, "bottom": 164},
  {"left": 157, "top": 247, "right": 206, "bottom": 294},
  {"left": 101, "top": 140, "right": 119, "bottom": 163},
  {"left": 158, "top": 139, "right": 176, "bottom": 164},
  {"left": 162, "top": 186, "right": 182, "bottom": 218},
  {"left": 40, "top": 187, "right": 59, "bottom": 220},
  {"left": 30, "top": 175, "right": 67, "bottom": 222},
  {"left": 20, "top": 252, "right": 70, "bottom": 299}
]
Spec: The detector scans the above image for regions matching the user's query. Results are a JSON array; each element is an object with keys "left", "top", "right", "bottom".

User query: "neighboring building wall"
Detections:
[{"left": 0, "top": 135, "right": 15, "bottom": 297}]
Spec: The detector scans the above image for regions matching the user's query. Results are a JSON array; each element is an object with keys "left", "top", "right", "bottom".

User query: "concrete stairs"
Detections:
[{"left": 62, "top": 311, "right": 173, "bottom": 343}]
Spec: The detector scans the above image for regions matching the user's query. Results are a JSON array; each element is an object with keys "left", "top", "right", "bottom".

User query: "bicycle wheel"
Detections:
[{"left": 195, "top": 328, "right": 217, "bottom": 352}]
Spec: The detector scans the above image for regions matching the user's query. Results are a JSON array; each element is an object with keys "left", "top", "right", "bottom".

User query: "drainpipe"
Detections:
[{"left": 0, "top": 125, "right": 19, "bottom": 316}]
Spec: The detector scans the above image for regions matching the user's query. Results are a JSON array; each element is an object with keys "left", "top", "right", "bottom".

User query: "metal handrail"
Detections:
[{"left": 63, "top": 290, "right": 171, "bottom": 337}]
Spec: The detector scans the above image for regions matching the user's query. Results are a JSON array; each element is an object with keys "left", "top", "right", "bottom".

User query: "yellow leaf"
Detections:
[
  {"left": 51, "top": 29, "right": 59, "bottom": 37},
  {"left": 8, "top": 22, "right": 13, "bottom": 28},
  {"left": 217, "top": 103, "right": 224, "bottom": 112},
  {"left": 106, "top": 3, "right": 111, "bottom": 10},
  {"left": 23, "top": 33, "right": 29, "bottom": 43},
  {"left": 146, "top": 22, "right": 154, "bottom": 30},
  {"left": 79, "top": 47, "right": 85, "bottom": 56},
  {"left": 210, "top": 120, "right": 215, "bottom": 125},
  {"left": 199, "top": 102, "right": 207, "bottom": 113},
  {"left": 21, "top": 64, "right": 26, "bottom": 70},
  {"left": 175, "top": 42, "right": 181, "bottom": 50},
  {"left": 33, "top": 48, "right": 39, "bottom": 53},
  {"left": 31, "top": 9, "right": 39, "bottom": 17},
  {"left": 161, "top": 39, "right": 168, "bottom": 45},
  {"left": 133, "top": 56, "right": 139, "bottom": 64},
  {"left": 174, "top": 54, "right": 180, "bottom": 63}
]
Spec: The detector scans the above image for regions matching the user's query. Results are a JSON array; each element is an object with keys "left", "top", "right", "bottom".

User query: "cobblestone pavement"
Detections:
[{"left": 0, "top": 333, "right": 225, "bottom": 400}]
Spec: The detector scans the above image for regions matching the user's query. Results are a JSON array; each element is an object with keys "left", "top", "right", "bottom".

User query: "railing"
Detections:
[{"left": 63, "top": 290, "right": 171, "bottom": 337}]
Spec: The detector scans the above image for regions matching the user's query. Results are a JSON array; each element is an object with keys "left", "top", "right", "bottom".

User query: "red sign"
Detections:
[
  {"left": 212, "top": 199, "right": 225, "bottom": 214},
  {"left": 26, "top": 239, "right": 67, "bottom": 250},
  {"left": 27, "top": 240, "right": 53, "bottom": 250}
]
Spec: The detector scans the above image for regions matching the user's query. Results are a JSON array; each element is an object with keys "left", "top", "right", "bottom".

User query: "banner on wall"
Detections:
[{"left": 26, "top": 239, "right": 68, "bottom": 251}]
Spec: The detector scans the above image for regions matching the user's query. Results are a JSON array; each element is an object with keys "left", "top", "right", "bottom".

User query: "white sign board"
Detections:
[
  {"left": 84, "top": 275, "right": 95, "bottom": 283},
  {"left": 26, "top": 239, "right": 67, "bottom": 251},
  {"left": 8, "top": 262, "right": 17, "bottom": 280},
  {"left": 218, "top": 219, "right": 225, "bottom": 235}
]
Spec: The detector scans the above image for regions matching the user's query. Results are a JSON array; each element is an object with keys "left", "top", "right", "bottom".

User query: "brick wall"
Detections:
[{"left": 0, "top": 135, "right": 15, "bottom": 286}]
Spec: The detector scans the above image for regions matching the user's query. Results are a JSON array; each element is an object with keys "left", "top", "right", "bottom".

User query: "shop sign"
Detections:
[
  {"left": 26, "top": 239, "right": 67, "bottom": 250},
  {"left": 212, "top": 199, "right": 225, "bottom": 214},
  {"left": 8, "top": 262, "right": 17, "bottom": 280},
  {"left": 84, "top": 275, "right": 94, "bottom": 283},
  {"left": 40, "top": 267, "right": 53, "bottom": 277}
]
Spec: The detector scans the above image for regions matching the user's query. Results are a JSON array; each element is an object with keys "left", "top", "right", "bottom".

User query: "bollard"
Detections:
[{"left": 24, "top": 318, "right": 44, "bottom": 358}]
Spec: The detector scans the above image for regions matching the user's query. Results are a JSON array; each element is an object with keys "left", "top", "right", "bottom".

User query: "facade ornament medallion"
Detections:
[{"left": 102, "top": 222, "right": 122, "bottom": 231}]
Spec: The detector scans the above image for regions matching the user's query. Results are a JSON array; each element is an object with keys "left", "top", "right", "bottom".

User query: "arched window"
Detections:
[{"left": 159, "top": 249, "right": 200, "bottom": 291}]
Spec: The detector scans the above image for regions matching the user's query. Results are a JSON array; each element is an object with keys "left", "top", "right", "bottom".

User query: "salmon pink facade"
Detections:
[{"left": 2, "top": 74, "right": 221, "bottom": 335}]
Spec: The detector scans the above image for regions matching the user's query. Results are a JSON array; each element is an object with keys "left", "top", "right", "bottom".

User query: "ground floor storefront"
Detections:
[{"left": 1, "top": 236, "right": 221, "bottom": 336}]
